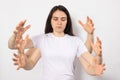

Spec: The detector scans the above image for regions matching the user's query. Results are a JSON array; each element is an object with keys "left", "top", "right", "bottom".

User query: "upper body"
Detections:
[
  {"left": 9, "top": 5, "right": 105, "bottom": 80},
  {"left": 31, "top": 32, "right": 87, "bottom": 80}
]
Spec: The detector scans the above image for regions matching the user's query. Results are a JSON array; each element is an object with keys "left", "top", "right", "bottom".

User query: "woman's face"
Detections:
[{"left": 51, "top": 10, "right": 67, "bottom": 34}]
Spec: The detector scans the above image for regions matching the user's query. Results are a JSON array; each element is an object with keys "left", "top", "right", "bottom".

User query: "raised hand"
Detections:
[
  {"left": 18, "top": 35, "right": 29, "bottom": 53},
  {"left": 12, "top": 35, "right": 29, "bottom": 70},
  {"left": 13, "top": 52, "right": 27, "bottom": 70},
  {"left": 91, "top": 58, "right": 105, "bottom": 76},
  {"left": 78, "top": 16, "right": 95, "bottom": 34},
  {"left": 90, "top": 37, "right": 102, "bottom": 56},
  {"left": 14, "top": 20, "right": 30, "bottom": 49}
]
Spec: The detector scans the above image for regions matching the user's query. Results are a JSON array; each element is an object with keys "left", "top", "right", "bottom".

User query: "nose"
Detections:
[{"left": 57, "top": 20, "right": 62, "bottom": 25}]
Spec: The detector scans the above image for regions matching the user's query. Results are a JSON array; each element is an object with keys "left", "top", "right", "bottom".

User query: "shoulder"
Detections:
[
  {"left": 66, "top": 34, "right": 84, "bottom": 44},
  {"left": 31, "top": 33, "right": 46, "bottom": 40},
  {"left": 66, "top": 34, "right": 81, "bottom": 40}
]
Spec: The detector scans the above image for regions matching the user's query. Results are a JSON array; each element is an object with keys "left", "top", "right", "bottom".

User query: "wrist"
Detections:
[
  {"left": 88, "top": 32, "right": 94, "bottom": 35},
  {"left": 96, "top": 53, "right": 102, "bottom": 57}
]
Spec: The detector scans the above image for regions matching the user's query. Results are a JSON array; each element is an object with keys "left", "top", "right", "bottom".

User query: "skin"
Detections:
[
  {"left": 79, "top": 16, "right": 95, "bottom": 53},
  {"left": 10, "top": 10, "right": 105, "bottom": 75},
  {"left": 78, "top": 16, "right": 102, "bottom": 65},
  {"left": 79, "top": 37, "right": 105, "bottom": 76},
  {"left": 8, "top": 20, "right": 33, "bottom": 49},
  {"left": 51, "top": 10, "right": 67, "bottom": 37},
  {"left": 13, "top": 35, "right": 41, "bottom": 70}
]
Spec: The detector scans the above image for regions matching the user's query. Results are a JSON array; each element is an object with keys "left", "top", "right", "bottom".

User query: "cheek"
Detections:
[
  {"left": 51, "top": 21, "right": 55, "bottom": 28},
  {"left": 63, "top": 22, "right": 67, "bottom": 28}
]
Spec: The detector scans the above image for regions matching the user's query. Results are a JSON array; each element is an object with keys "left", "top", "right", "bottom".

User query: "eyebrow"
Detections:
[
  {"left": 52, "top": 17, "right": 67, "bottom": 21},
  {"left": 52, "top": 16, "right": 67, "bottom": 18}
]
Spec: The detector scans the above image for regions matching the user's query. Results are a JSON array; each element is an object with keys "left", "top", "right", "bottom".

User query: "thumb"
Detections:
[
  {"left": 24, "top": 34, "right": 29, "bottom": 44},
  {"left": 17, "top": 66, "right": 20, "bottom": 70},
  {"left": 78, "top": 20, "right": 84, "bottom": 27}
]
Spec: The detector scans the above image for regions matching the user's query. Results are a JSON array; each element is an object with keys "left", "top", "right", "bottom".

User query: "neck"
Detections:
[{"left": 53, "top": 31, "right": 65, "bottom": 37}]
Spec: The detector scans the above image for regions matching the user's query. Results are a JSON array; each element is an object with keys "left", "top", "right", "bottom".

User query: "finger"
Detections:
[
  {"left": 87, "top": 16, "right": 90, "bottom": 23},
  {"left": 23, "top": 25, "right": 31, "bottom": 33},
  {"left": 19, "top": 38, "right": 23, "bottom": 43},
  {"left": 16, "top": 25, "right": 30, "bottom": 39},
  {"left": 17, "top": 66, "right": 21, "bottom": 70},
  {"left": 12, "top": 58, "right": 18, "bottom": 61},
  {"left": 78, "top": 20, "right": 84, "bottom": 27},
  {"left": 100, "top": 70, "right": 103, "bottom": 75},
  {"left": 95, "top": 37, "right": 102, "bottom": 49},
  {"left": 16, "top": 20, "right": 26, "bottom": 29},
  {"left": 13, "top": 30, "right": 18, "bottom": 35},
  {"left": 22, "top": 34, "right": 29, "bottom": 46},
  {"left": 97, "top": 49, "right": 102, "bottom": 56},
  {"left": 102, "top": 63, "right": 105, "bottom": 67},
  {"left": 13, "top": 53, "right": 19, "bottom": 58},
  {"left": 25, "top": 34, "right": 29, "bottom": 40},
  {"left": 89, "top": 18, "right": 93, "bottom": 24},
  {"left": 97, "top": 37, "right": 102, "bottom": 45},
  {"left": 19, "top": 35, "right": 29, "bottom": 54},
  {"left": 103, "top": 67, "right": 106, "bottom": 71},
  {"left": 87, "top": 16, "right": 93, "bottom": 24},
  {"left": 14, "top": 62, "right": 18, "bottom": 65},
  {"left": 16, "top": 44, "right": 20, "bottom": 49},
  {"left": 14, "top": 43, "right": 21, "bottom": 49}
]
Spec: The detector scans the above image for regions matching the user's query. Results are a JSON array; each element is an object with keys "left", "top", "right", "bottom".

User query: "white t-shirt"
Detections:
[{"left": 31, "top": 33, "right": 87, "bottom": 80}]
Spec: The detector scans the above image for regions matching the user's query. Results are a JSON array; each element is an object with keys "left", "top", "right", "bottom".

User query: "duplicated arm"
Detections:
[
  {"left": 78, "top": 16, "right": 95, "bottom": 53},
  {"left": 91, "top": 37, "right": 102, "bottom": 64},
  {"left": 79, "top": 53, "right": 105, "bottom": 76},
  {"left": 13, "top": 35, "right": 41, "bottom": 70},
  {"left": 8, "top": 20, "right": 33, "bottom": 49},
  {"left": 78, "top": 38, "right": 105, "bottom": 76}
]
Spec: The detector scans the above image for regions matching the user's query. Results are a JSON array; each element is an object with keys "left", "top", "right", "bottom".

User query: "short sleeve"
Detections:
[
  {"left": 31, "top": 34, "right": 43, "bottom": 48},
  {"left": 76, "top": 37, "right": 88, "bottom": 57}
]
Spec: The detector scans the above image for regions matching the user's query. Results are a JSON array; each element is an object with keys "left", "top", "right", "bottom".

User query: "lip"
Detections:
[{"left": 56, "top": 26, "right": 62, "bottom": 28}]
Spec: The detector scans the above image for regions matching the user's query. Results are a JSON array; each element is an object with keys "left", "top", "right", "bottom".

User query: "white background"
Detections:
[{"left": 0, "top": 0, "right": 120, "bottom": 80}]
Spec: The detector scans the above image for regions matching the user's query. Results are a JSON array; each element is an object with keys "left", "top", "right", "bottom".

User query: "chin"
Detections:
[{"left": 55, "top": 29, "right": 64, "bottom": 33}]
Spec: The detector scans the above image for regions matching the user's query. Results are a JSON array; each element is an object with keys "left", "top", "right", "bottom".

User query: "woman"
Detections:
[{"left": 8, "top": 5, "right": 105, "bottom": 80}]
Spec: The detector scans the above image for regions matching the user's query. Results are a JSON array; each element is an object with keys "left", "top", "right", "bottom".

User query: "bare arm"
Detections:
[
  {"left": 8, "top": 20, "right": 33, "bottom": 49},
  {"left": 78, "top": 38, "right": 105, "bottom": 76},
  {"left": 85, "top": 34, "right": 94, "bottom": 53},
  {"left": 13, "top": 35, "right": 41, "bottom": 70},
  {"left": 23, "top": 48, "right": 41, "bottom": 70},
  {"left": 8, "top": 34, "right": 33, "bottom": 49},
  {"left": 79, "top": 16, "right": 102, "bottom": 64},
  {"left": 79, "top": 53, "right": 105, "bottom": 76},
  {"left": 13, "top": 48, "right": 41, "bottom": 70},
  {"left": 91, "top": 37, "right": 102, "bottom": 64},
  {"left": 78, "top": 16, "right": 94, "bottom": 53},
  {"left": 8, "top": 34, "right": 16, "bottom": 49}
]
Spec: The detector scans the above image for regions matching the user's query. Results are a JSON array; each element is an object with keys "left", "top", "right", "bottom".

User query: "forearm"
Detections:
[
  {"left": 8, "top": 34, "right": 16, "bottom": 49},
  {"left": 23, "top": 48, "right": 41, "bottom": 70},
  {"left": 81, "top": 52, "right": 95, "bottom": 65},
  {"left": 79, "top": 56, "right": 96, "bottom": 76},
  {"left": 8, "top": 34, "right": 34, "bottom": 49},
  {"left": 23, "top": 57, "right": 35, "bottom": 70},
  {"left": 85, "top": 33, "right": 94, "bottom": 53},
  {"left": 79, "top": 55, "right": 96, "bottom": 76}
]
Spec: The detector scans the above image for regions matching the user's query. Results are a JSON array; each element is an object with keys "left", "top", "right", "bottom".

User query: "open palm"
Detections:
[
  {"left": 13, "top": 35, "right": 29, "bottom": 70},
  {"left": 91, "top": 37, "right": 102, "bottom": 56},
  {"left": 91, "top": 58, "right": 105, "bottom": 76},
  {"left": 14, "top": 20, "right": 30, "bottom": 49},
  {"left": 78, "top": 16, "right": 94, "bottom": 34}
]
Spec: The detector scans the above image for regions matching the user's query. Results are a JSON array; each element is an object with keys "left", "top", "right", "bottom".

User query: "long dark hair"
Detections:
[{"left": 45, "top": 5, "right": 74, "bottom": 36}]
